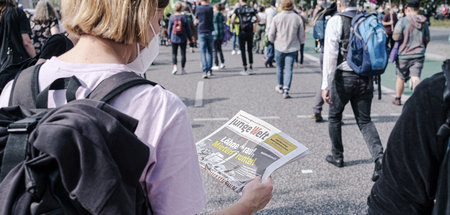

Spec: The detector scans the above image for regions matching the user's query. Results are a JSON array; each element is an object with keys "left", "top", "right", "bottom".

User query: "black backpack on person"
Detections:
[
  {"left": 435, "top": 59, "right": 450, "bottom": 214},
  {"left": 236, "top": 5, "right": 256, "bottom": 34},
  {"left": 0, "top": 64, "right": 157, "bottom": 214}
]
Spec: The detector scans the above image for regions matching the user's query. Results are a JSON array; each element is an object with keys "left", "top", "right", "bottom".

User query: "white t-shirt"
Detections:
[
  {"left": 258, "top": 12, "right": 266, "bottom": 25},
  {"left": 265, "top": 7, "right": 276, "bottom": 33},
  {"left": 0, "top": 57, "right": 207, "bottom": 215}
]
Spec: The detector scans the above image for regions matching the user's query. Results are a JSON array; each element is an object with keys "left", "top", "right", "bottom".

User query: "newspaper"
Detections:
[{"left": 196, "top": 110, "right": 308, "bottom": 193}]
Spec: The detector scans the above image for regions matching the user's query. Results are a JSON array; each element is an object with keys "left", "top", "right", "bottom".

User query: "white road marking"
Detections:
[
  {"left": 301, "top": 169, "right": 313, "bottom": 174},
  {"left": 194, "top": 81, "right": 204, "bottom": 107},
  {"left": 258, "top": 116, "right": 280, "bottom": 120},
  {"left": 193, "top": 118, "right": 229, "bottom": 121}
]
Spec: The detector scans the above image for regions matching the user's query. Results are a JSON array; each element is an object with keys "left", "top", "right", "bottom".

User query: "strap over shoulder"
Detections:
[{"left": 8, "top": 64, "right": 42, "bottom": 108}]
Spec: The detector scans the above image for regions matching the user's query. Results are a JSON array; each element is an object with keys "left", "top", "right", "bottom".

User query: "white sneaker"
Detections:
[
  {"left": 275, "top": 86, "right": 283, "bottom": 94},
  {"left": 240, "top": 70, "right": 250, "bottom": 76},
  {"left": 231, "top": 50, "right": 236, "bottom": 55},
  {"left": 220, "top": 63, "right": 225, "bottom": 69},
  {"left": 248, "top": 67, "right": 254, "bottom": 75},
  {"left": 171, "top": 68, "right": 177, "bottom": 75},
  {"left": 237, "top": 50, "right": 241, "bottom": 55},
  {"left": 211, "top": 66, "right": 219, "bottom": 71},
  {"left": 181, "top": 70, "right": 187, "bottom": 75}
]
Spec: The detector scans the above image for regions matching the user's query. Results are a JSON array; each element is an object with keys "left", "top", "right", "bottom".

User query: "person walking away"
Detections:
[
  {"left": 212, "top": 3, "right": 226, "bottom": 71},
  {"left": 184, "top": 5, "right": 197, "bottom": 53},
  {"left": 229, "top": 3, "right": 241, "bottom": 55},
  {"left": 264, "top": 0, "right": 276, "bottom": 68},
  {"left": 391, "top": 0, "right": 430, "bottom": 106},
  {"left": 321, "top": 0, "right": 384, "bottom": 181},
  {"left": 382, "top": 4, "right": 398, "bottom": 51},
  {"left": 268, "top": 0, "right": 303, "bottom": 99},
  {"left": 255, "top": 6, "right": 266, "bottom": 54},
  {"left": 0, "top": 0, "right": 273, "bottom": 214},
  {"left": 298, "top": 7, "right": 307, "bottom": 68},
  {"left": 231, "top": 0, "right": 259, "bottom": 75},
  {"left": 311, "top": 1, "right": 337, "bottom": 122},
  {"left": 195, "top": 0, "right": 214, "bottom": 79},
  {"left": 0, "top": 0, "right": 36, "bottom": 71},
  {"left": 29, "top": 0, "right": 60, "bottom": 55},
  {"left": 168, "top": 2, "right": 192, "bottom": 75}
]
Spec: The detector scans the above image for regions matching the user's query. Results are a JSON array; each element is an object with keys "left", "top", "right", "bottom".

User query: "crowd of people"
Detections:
[{"left": 1, "top": 0, "right": 449, "bottom": 214}]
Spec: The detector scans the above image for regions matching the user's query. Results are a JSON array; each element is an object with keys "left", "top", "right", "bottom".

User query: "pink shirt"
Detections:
[{"left": 0, "top": 57, "right": 207, "bottom": 215}]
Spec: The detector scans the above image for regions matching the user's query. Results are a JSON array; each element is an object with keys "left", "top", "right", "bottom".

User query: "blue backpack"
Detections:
[
  {"left": 313, "top": 9, "right": 327, "bottom": 41},
  {"left": 346, "top": 12, "right": 388, "bottom": 76}
]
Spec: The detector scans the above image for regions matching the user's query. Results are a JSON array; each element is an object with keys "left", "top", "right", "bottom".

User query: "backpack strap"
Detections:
[
  {"left": 0, "top": 113, "right": 44, "bottom": 181},
  {"left": 438, "top": 60, "right": 450, "bottom": 140},
  {"left": 8, "top": 64, "right": 43, "bottom": 108},
  {"left": 337, "top": 11, "right": 355, "bottom": 66},
  {"left": 87, "top": 72, "right": 158, "bottom": 103}
]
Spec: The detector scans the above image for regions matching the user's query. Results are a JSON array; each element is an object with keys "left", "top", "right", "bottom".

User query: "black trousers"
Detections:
[
  {"left": 172, "top": 42, "right": 187, "bottom": 68},
  {"left": 214, "top": 39, "right": 224, "bottom": 66},
  {"left": 238, "top": 33, "right": 253, "bottom": 67},
  {"left": 328, "top": 70, "right": 384, "bottom": 161}
]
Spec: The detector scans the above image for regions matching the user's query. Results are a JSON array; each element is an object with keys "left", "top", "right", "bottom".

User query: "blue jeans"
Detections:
[
  {"left": 265, "top": 43, "right": 274, "bottom": 65},
  {"left": 275, "top": 50, "right": 297, "bottom": 90},
  {"left": 198, "top": 32, "right": 214, "bottom": 73},
  {"left": 232, "top": 33, "right": 240, "bottom": 50},
  {"left": 328, "top": 70, "right": 384, "bottom": 161}
]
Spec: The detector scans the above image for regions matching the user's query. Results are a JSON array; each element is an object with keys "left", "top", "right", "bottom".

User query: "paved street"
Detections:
[{"left": 145, "top": 29, "right": 441, "bottom": 214}]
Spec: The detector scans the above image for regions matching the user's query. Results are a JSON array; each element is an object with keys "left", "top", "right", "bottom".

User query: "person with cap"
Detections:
[{"left": 391, "top": 0, "right": 430, "bottom": 106}]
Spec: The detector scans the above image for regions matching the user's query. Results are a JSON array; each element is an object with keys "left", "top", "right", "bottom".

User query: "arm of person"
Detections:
[
  {"left": 267, "top": 17, "right": 276, "bottom": 43},
  {"left": 424, "top": 23, "right": 430, "bottom": 46},
  {"left": 321, "top": 16, "right": 341, "bottom": 103},
  {"left": 255, "top": 13, "right": 261, "bottom": 23},
  {"left": 21, "top": 33, "right": 36, "bottom": 58},
  {"left": 368, "top": 74, "right": 447, "bottom": 214},
  {"left": 231, "top": 13, "right": 237, "bottom": 25},
  {"left": 392, "top": 19, "right": 403, "bottom": 41},
  {"left": 297, "top": 16, "right": 304, "bottom": 44},
  {"left": 212, "top": 176, "right": 273, "bottom": 215},
  {"left": 50, "top": 26, "right": 60, "bottom": 35},
  {"left": 167, "top": 16, "right": 173, "bottom": 42},
  {"left": 186, "top": 17, "right": 193, "bottom": 42}
]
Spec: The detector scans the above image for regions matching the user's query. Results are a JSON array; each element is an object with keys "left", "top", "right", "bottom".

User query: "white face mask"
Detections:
[{"left": 127, "top": 23, "right": 160, "bottom": 74}]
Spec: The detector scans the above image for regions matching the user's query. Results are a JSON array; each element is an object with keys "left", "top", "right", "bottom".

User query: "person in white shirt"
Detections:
[
  {"left": 321, "top": 0, "right": 384, "bottom": 182},
  {"left": 264, "top": 0, "right": 277, "bottom": 68},
  {"left": 0, "top": 0, "right": 273, "bottom": 214},
  {"left": 255, "top": 6, "right": 266, "bottom": 54}
]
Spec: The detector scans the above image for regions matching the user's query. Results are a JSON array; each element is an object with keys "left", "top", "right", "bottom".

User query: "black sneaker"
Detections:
[
  {"left": 326, "top": 155, "right": 344, "bottom": 168},
  {"left": 312, "top": 113, "right": 323, "bottom": 122},
  {"left": 371, "top": 158, "right": 383, "bottom": 182}
]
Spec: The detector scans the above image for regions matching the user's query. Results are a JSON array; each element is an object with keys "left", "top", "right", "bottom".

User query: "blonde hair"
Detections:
[
  {"left": 280, "top": 0, "right": 294, "bottom": 11},
  {"left": 173, "top": 1, "right": 183, "bottom": 12},
  {"left": 61, "top": 0, "right": 157, "bottom": 45},
  {"left": 32, "top": 0, "right": 57, "bottom": 23}
]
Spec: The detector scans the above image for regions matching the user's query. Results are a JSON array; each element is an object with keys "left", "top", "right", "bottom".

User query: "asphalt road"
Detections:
[{"left": 146, "top": 40, "right": 404, "bottom": 214}]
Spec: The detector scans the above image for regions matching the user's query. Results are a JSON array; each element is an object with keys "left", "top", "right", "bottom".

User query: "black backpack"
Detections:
[
  {"left": 435, "top": 59, "right": 450, "bottom": 214},
  {"left": 237, "top": 5, "right": 255, "bottom": 34},
  {"left": 0, "top": 64, "right": 157, "bottom": 214}
]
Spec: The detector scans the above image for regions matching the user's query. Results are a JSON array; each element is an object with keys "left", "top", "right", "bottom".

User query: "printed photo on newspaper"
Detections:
[{"left": 196, "top": 110, "right": 309, "bottom": 193}]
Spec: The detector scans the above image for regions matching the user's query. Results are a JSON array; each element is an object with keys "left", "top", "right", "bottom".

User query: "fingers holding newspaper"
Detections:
[
  {"left": 214, "top": 176, "right": 273, "bottom": 215},
  {"left": 240, "top": 176, "right": 274, "bottom": 213}
]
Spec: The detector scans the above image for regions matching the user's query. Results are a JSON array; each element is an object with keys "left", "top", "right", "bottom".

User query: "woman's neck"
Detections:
[{"left": 58, "top": 35, "right": 136, "bottom": 65}]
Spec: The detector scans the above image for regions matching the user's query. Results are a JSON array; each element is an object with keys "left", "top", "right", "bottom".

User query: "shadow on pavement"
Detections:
[
  {"left": 344, "top": 158, "right": 373, "bottom": 167},
  {"left": 181, "top": 97, "right": 229, "bottom": 107}
]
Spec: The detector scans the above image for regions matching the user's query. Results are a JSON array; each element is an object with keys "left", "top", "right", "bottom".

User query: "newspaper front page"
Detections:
[{"left": 196, "top": 110, "right": 308, "bottom": 193}]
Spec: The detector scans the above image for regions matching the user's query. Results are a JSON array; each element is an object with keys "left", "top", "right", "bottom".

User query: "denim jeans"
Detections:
[
  {"left": 265, "top": 43, "right": 274, "bottom": 65},
  {"left": 198, "top": 32, "right": 213, "bottom": 73},
  {"left": 275, "top": 50, "right": 297, "bottom": 90},
  {"left": 328, "top": 70, "right": 384, "bottom": 161},
  {"left": 232, "top": 33, "right": 240, "bottom": 50}
]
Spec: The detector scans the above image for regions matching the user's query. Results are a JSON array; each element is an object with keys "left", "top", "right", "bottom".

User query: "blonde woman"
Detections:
[
  {"left": 30, "top": 0, "right": 60, "bottom": 55},
  {"left": 0, "top": 0, "right": 36, "bottom": 68},
  {"left": 168, "top": 1, "right": 192, "bottom": 75},
  {"left": 0, "top": 0, "right": 272, "bottom": 214}
]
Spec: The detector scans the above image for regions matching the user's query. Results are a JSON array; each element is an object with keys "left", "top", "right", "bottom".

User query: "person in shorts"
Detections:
[{"left": 392, "top": 0, "right": 429, "bottom": 106}]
